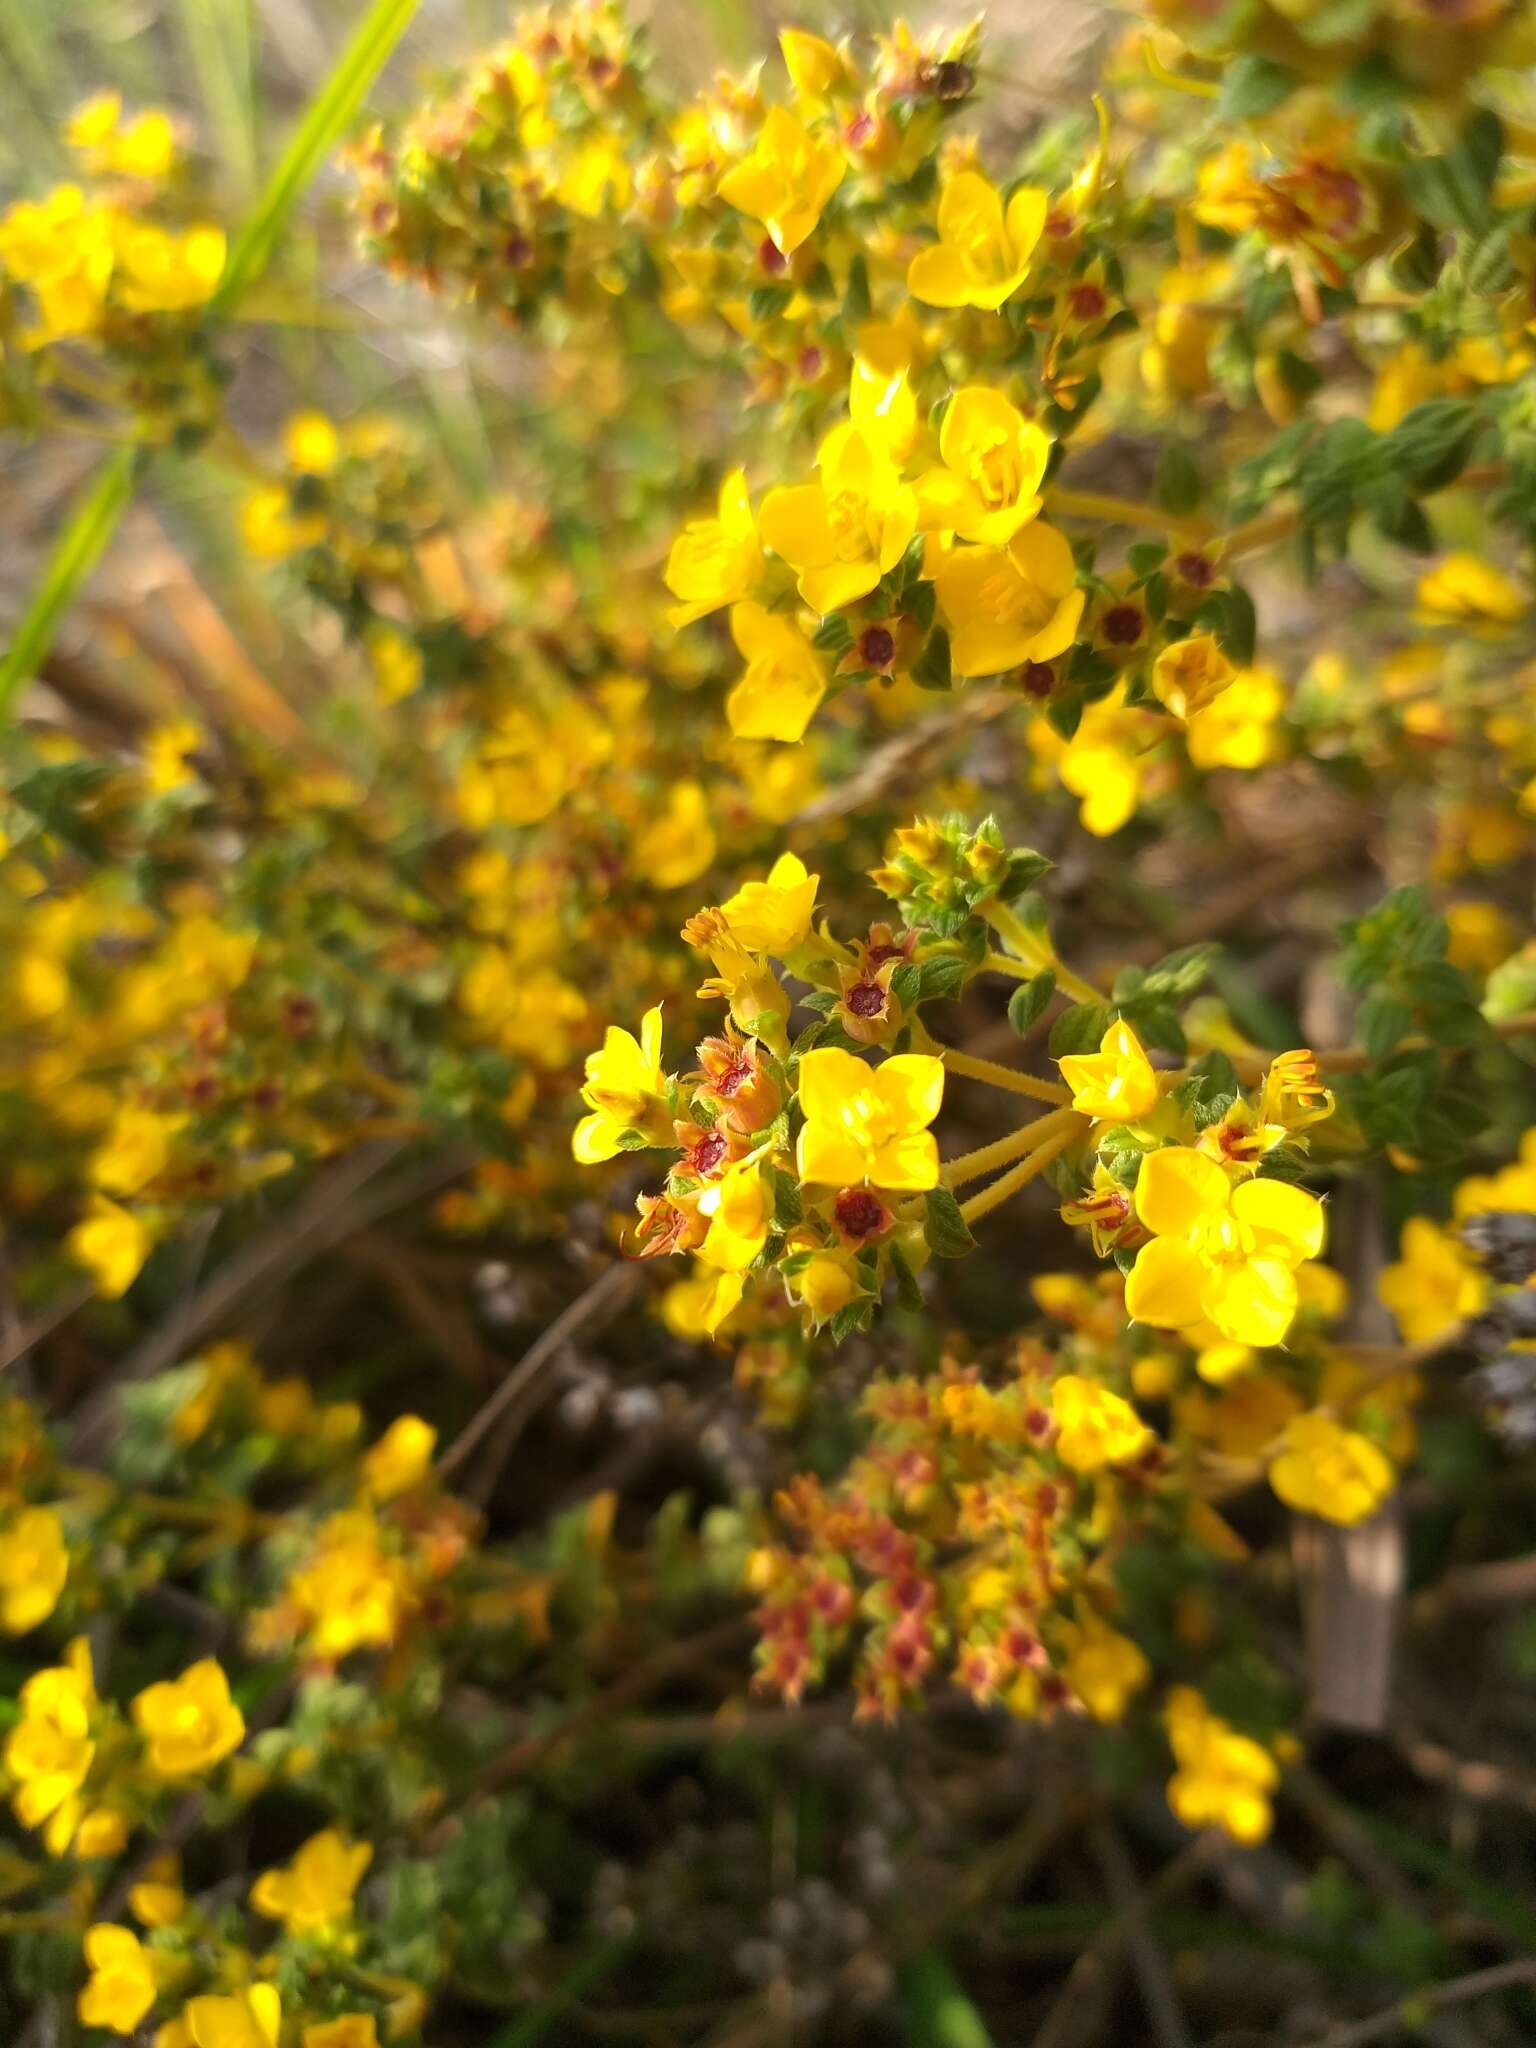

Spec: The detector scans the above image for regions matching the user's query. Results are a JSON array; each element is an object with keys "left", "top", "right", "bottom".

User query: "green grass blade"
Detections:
[
  {"left": 898, "top": 1951, "right": 996, "bottom": 2048},
  {"left": 481, "top": 1936, "right": 633, "bottom": 2048},
  {"left": 0, "top": 447, "right": 142, "bottom": 715},
  {"left": 211, "top": 0, "right": 421, "bottom": 314},
  {"left": 176, "top": 0, "right": 258, "bottom": 197}
]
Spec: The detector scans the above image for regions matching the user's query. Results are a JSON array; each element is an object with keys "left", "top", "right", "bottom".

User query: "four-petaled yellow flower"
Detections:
[
  {"left": 726, "top": 604, "right": 828, "bottom": 743},
  {"left": 1050, "top": 1373, "right": 1152, "bottom": 1472},
  {"left": 698, "top": 1160, "right": 774, "bottom": 1273},
  {"left": 0, "top": 1505, "right": 69, "bottom": 1634},
  {"left": 1124, "top": 1147, "right": 1326, "bottom": 1348},
  {"left": 6, "top": 1638, "right": 98, "bottom": 1853},
  {"left": 1058, "top": 1019, "right": 1160, "bottom": 1123},
  {"left": 78, "top": 1924, "right": 158, "bottom": 2036},
  {"left": 67, "top": 1195, "right": 152, "bottom": 1298},
  {"left": 795, "top": 1048, "right": 944, "bottom": 1191},
  {"left": 132, "top": 1658, "right": 246, "bottom": 1777},
  {"left": 1415, "top": 551, "right": 1525, "bottom": 630},
  {"left": 917, "top": 386, "right": 1050, "bottom": 545},
  {"left": 1061, "top": 1611, "right": 1151, "bottom": 1722},
  {"left": 1377, "top": 1216, "right": 1486, "bottom": 1342},
  {"left": 760, "top": 424, "right": 918, "bottom": 616},
  {"left": 665, "top": 470, "right": 762, "bottom": 629},
  {"left": 251, "top": 1828, "right": 374, "bottom": 1936},
  {"left": 908, "top": 170, "right": 1048, "bottom": 310},
  {"left": 717, "top": 105, "right": 845, "bottom": 254},
  {"left": 1152, "top": 634, "right": 1237, "bottom": 720},
  {"left": 934, "top": 522, "right": 1084, "bottom": 677},
  {"left": 359, "top": 1415, "right": 436, "bottom": 1501},
  {"left": 1269, "top": 1412, "right": 1395, "bottom": 1525},
  {"left": 573, "top": 1005, "right": 672, "bottom": 1163}
]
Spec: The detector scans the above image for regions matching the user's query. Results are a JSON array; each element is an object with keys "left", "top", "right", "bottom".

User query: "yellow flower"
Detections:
[
  {"left": 143, "top": 718, "right": 203, "bottom": 794},
  {"left": 933, "top": 523, "right": 1084, "bottom": 677},
  {"left": 1445, "top": 901, "right": 1518, "bottom": 976},
  {"left": 792, "top": 1252, "right": 861, "bottom": 1323},
  {"left": 359, "top": 1416, "right": 436, "bottom": 1501},
  {"left": 908, "top": 169, "right": 1047, "bottom": 310},
  {"left": 6, "top": 1639, "right": 97, "bottom": 1852},
  {"left": 1058, "top": 1019, "right": 1160, "bottom": 1122},
  {"left": 129, "top": 1882, "right": 186, "bottom": 1929},
  {"left": 1377, "top": 1216, "right": 1486, "bottom": 1343},
  {"left": 1124, "top": 1148, "right": 1326, "bottom": 1348},
  {"left": 916, "top": 386, "right": 1051, "bottom": 545},
  {"left": 366, "top": 625, "right": 423, "bottom": 703},
  {"left": 698, "top": 1161, "right": 774, "bottom": 1273},
  {"left": 67, "top": 1196, "right": 152, "bottom": 1298},
  {"left": 1061, "top": 1611, "right": 1151, "bottom": 1722},
  {"left": 0, "top": 186, "right": 115, "bottom": 339},
  {"left": 78, "top": 1925, "right": 158, "bottom": 2036},
  {"left": 114, "top": 221, "right": 226, "bottom": 313},
  {"left": 1415, "top": 552, "right": 1525, "bottom": 629},
  {"left": 718, "top": 851, "right": 820, "bottom": 956},
  {"left": 665, "top": 470, "right": 762, "bottom": 629},
  {"left": 0, "top": 1506, "right": 68, "bottom": 1633},
  {"left": 759, "top": 424, "right": 918, "bottom": 615},
  {"left": 1050, "top": 1373, "right": 1152, "bottom": 1472},
  {"left": 286, "top": 1511, "right": 410, "bottom": 1659},
  {"left": 132, "top": 1659, "right": 245, "bottom": 1776},
  {"left": 284, "top": 411, "right": 340, "bottom": 475},
  {"left": 726, "top": 604, "right": 828, "bottom": 742},
  {"left": 573, "top": 1005, "right": 671, "bottom": 1163},
  {"left": 184, "top": 1987, "right": 282, "bottom": 2048},
  {"left": 304, "top": 2021, "right": 380, "bottom": 2048},
  {"left": 1151, "top": 634, "right": 1236, "bottom": 720},
  {"left": 1164, "top": 1686, "right": 1278, "bottom": 1844},
  {"left": 795, "top": 1048, "right": 944, "bottom": 1191},
  {"left": 241, "top": 485, "right": 326, "bottom": 560},
  {"left": 635, "top": 780, "right": 718, "bottom": 889},
  {"left": 717, "top": 105, "right": 845, "bottom": 254},
  {"left": 779, "top": 28, "right": 845, "bottom": 100},
  {"left": 1269, "top": 1412, "right": 1395, "bottom": 1526},
  {"left": 1184, "top": 666, "right": 1285, "bottom": 770},
  {"left": 89, "top": 1105, "right": 184, "bottom": 1196},
  {"left": 251, "top": 1828, "right": 373, "bottom": 1936}
]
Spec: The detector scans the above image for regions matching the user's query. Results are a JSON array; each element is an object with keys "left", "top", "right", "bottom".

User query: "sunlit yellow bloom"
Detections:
[
  {"left": 726, "top": 602, "right": 828, "bottom": 742},
  {"left": 1445, "top": 901, "right": 1518, "bottom": 976},
  {"left": 303, "top": 2021, "right": 380, "bottom": 2048},
  {"left": 0, "top": 186, "right": 115, "bottom": 339},
  {"left": 1415, "top": 552, "right": 1525, "bottom": 630},
  {"left": 1058, "top": 1019, "right": 1159, "bottom": 1122},
  {"left": 792, "top": 1252, "right": 861, "bottom": 1323},
  {"left": 1124, "top": 1148, "right": 1325, "bottom": 1347},
  {"left": 779, "top": 28, "right": 845, "bottom": 100},
  {"left": 78, "top": 1925, "right": 158, "bottom": 2035},
  {"left": 796, "top": 1048, "right": 944, "bottom": 1191},
  {"left": 573, "top": 1004, "right": 671, "bottom": 1163},
  {"left": 114, "top": 221, "right": 225, "bottom": 313},
  {"left": 760, "top": 424, "right": 918, "bottom": 615},
  {"left": 916, "top": 386, "right": 1050, "bottom": 545},
  {"left": 284, "top": 411, "right": 340, "bottom": 475},
  {"left": 1151, "top": 634, "right": 1236, "bottom": 720},
  {"left": 184, "top": 1986, "right": 282, "bottom": 2048},
  {"left": 717, "top": 105, "right": 845, "bottom": 254},
  {"left": 665, "top": 470, "right": 761, "bottom": 629},
  {"left": 935, "top": 521, "right": 1083, "bottom": 677},
  {"left": 6, "top": 1639, "right": 97, "bottom": 1852},
  {"left": 1165, "top": 1686, "right": 1277, "bottom": 1844},
  {"left": 129, "top": 1882, "right": 186, "bottom": 1929},
  {"left": 359, "top": 1416, "right": 436, "bottom": 1500},
  {"left": 286, "top": 1511, "right": 410, "bottom": 1659},
  {"left": 241, "top": 485, "right": 327, "bottom": 559},
  {"left": 907, "top": 170, "right": 1047, "bottom": 310},
  {"left": 143, "top": 718, "right": 203, "bottom": 794},
  {"left": 251, "top": 1828, "right": 373, "bottom": 1935},
  {"left": 67, "top": 1196, "right": 152, "bottom": 1298},
  {"left": 89, "top": 1105, "right": 184, "bottom": 1196},
  {"left": 365, "top": 624, "right": 423, "bottom": 702},
  {"left": 1050, "top": 1373, "right": 1152, "bottom": 1472},
  {"left": 718, "top": 851, "right": 820, "bottom": 955},
  {"left": 0, "top": 1506, "right": 69, "bottom": 1634},
  {"left": 1269, "top": 1412, "right": 1394, "bottom": 1525},
  {"left": 132, "top": 1659, "right": 245, "bottom": 1776}
]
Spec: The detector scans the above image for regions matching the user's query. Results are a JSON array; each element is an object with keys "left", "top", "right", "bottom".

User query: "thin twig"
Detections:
[
  {"left": 1087, "top": 1815, "right": 1196, "bottom": 2048},
  {"left": 1295, "top": 1958, "right": 1536, "bottom": 2048}
]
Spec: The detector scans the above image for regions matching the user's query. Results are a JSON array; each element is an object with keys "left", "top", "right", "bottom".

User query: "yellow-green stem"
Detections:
[
  {"left": 959, "top": 1118, "right": 1087, "bottom": 1226},
  {"left": 942, "top": 1106, "right": 1078, "bottom": 1188},
  {"left": 1046, "top": 486, "right": 1214, "bottom": 543},
  {"left": 941, "top": 1046, "right": 1073, "bottom": 1105},
  {"left": 980, "top": 902, "right": 1104, "bottom": 1008}
]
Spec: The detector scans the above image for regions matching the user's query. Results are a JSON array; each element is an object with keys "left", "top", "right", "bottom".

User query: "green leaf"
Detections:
[
  {"left": 888, "top": 1237, "right": 925, "bottom": 1312},
  {"left": 890, "top": 961, "right": 923, "bottom": 1011},
  {"left": 749, "top": 284, "right": 791, "bottom": 324},
  {"left": 773, "top": 1171, "right": 804, "bottom": 1230},
  {"left": 898, "top": 1952, "right": 996, "bottom": 2048},
  {"left": 1049, "top": 1000, "right": 1112, "bottom": 1057},
  {"left": 1218, "top": 54, "right": 1296, "bottom": 121},
  {"left": 212, "top": 0, "right": 424, "bottom": 314},
  {"left": 0, "top": 447, "right": 143, "bottom": 717},
  {"left": 812, "top": 612, "right": 854, "bottom": 653},
  {"left": 1154, "top": 442, "right": 1202, "bottom": 515},
  {"left": 924, "top": 1185, "right": 976, "bottom": 1259},
  {"left": 912, "top": 625, "right": 953, "bottom": 691},
  {"left": 917, "top": 954, "right": 968, "bottom": 1004},
  {"left": 1008, "top": 969, "right": 1056, "bottom": 1035}
]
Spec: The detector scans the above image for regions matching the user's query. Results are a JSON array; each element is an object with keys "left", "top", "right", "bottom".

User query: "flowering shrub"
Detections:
[{"left": 2, "top": 1, "right": 1536, "bottom": 2042}]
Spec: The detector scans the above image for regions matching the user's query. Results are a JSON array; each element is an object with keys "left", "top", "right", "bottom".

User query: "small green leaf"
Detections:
[
  {"left": 1218, "top": 54, "right": 1296, "bottom": 120},
  {"left": 924, "top": 1185, "right": 976, "bottom": 1259},
  {"left": 1008, "top": 969, "right": 1056, "bottom": 1035},
  {"left": 913, "top": 625, "right": 953, "bottom": 691},
  {"left": 1049, "top": 1000, "right": 1112, "bottom": 1057}
]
